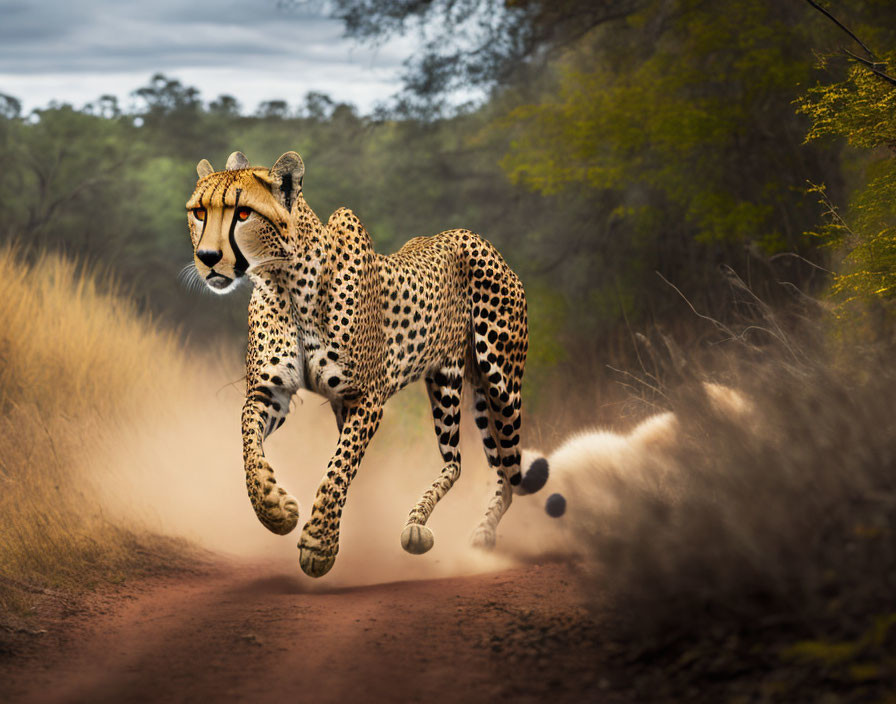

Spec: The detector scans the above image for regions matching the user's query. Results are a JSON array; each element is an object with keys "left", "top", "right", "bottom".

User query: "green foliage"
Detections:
[
  {"left": 500, "top": 1, "right": 824, "bottom": 252},
  {"left": 0, "top": 107, "right": 150, "bottom": 266},
  {"left": 312, "top": 0, "right": 645, "bottom": 108},
  {"left": 295, "top": 0, "right": 896, "bottom": 366},
  {"left": 798, "top": 54, "right": 896, "bottom": 307},
  {"left": 799, "top": 61, "right": 896, "bottom": 149},
  {"left": 520, "top": 283, "right": 567, "bottom": 406}
]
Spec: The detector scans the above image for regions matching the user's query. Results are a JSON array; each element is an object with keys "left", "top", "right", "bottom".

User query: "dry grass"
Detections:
[
  {"left": 0, "top": 248, "right": 199, "bottom": 619},
  {"left": 589, "top": 352, "right": 896, "bottom": 627},
  {"left": 555, "top": 315, "right": 896, "bottom": 698}
]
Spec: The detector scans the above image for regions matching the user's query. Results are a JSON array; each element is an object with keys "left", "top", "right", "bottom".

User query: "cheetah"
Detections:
[{"left": 185, "top": 151, "right": 548, "bottom": 577}]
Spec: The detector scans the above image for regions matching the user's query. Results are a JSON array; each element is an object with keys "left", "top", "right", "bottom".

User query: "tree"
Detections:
[
  {"left": 257, "top": 99, "right": 290, "bottom": 119},
  {"left": 133, "top": 73, "right": 201, "bottom": 118},
  {"left": 799, "top": 54, "right": 896, "bottom": 309},
  {"left": 0, "top": 94, "right": 22, "bottom": 120},
  {"left": 1, "top": 106, "right": 142, "bottom": 255},
  {"left": 132, "top": 74, "right": 216, "bottom": 154},
  {"left": 787, "top": 0, "right": 896, "bottom": 320},
  {"left": 209, "top": 94, "right": 242, "bottom": 117},
  {"left": 502, "top": 2, "right": 836, "bottom": 247},
  {"left": 302, "top": 0, "right": 643, "bottom": 104},
  {"left": 86, "top": 95, "right": 122, "bottom": 119},
  {"left": 301, "top": 91, "right": 335, "bottom": 120}
]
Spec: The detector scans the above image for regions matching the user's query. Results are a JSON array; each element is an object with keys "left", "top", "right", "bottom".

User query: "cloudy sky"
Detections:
[{"left": 0, "top": 0, "right": 416, "bottom": 114}]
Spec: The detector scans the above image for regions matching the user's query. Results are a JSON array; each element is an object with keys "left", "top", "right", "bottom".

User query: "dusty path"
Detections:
[{"left": 1, "top": 561, "right": 605, "bottom": 704}]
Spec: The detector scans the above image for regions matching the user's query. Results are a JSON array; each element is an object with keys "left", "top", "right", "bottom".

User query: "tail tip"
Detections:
[
  {"left": 545, "top": 492, "right": 567, "bottom": 518},
  {"left": 520, "top": 457, "right": 549, "bottom": 494}
]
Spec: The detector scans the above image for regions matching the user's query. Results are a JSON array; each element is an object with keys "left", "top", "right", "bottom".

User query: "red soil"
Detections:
[{"left": 1, "top": 560, "right": 608, "bottom": 703}]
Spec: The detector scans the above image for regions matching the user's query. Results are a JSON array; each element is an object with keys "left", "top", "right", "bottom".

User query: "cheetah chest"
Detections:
[{"left": 303, "top": 334, "right": 350, "bottom": 400}]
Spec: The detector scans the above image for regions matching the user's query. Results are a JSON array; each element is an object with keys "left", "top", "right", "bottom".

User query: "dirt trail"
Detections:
[{"left": 1, "top": 560, "right": 605, "bottom": 704}]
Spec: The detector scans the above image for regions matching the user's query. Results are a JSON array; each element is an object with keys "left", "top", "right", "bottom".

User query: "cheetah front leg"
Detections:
[
  {"left": 242, "top": 387, "right": 300, "bottom": 535},
  {"left": 241, "top": 286, "right": 303, "bottom": 536},
  {"left": 298, "top": 399, "right": 383, "bottom": 578}
]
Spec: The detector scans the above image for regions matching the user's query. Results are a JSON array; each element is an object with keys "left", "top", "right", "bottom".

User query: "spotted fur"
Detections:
[{"left": 186, "top": 151, "right": 544, "bottom": 577}]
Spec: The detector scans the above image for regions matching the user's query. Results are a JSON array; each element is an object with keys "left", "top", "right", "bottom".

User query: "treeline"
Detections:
[
  {"left": 1, "top": 1, "right": 893, "bottom": 381},
  {"left": 0, "top": 76, "right": 582, "bottom": 360}
]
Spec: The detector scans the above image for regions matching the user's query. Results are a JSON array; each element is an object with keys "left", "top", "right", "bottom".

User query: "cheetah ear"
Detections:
[
  {"left": 196, "top": 159, "right": 214, "bottom": 178},
  {"left": 225, "top": 151, "right": 250, "bottom": 170},
  {"left": 269, "top": 151, "right": 305, "bottom": 212}
]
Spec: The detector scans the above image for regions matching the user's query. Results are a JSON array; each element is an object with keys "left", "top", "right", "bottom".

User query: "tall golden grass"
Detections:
[{"left": 0, "top": 248, "right": 196, "bottom": 619}]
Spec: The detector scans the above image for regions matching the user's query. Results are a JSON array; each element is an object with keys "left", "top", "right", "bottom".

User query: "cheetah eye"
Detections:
[
  {"left": 236, "top": 207, "right": 252, "bottom": 221},
  {"left": 192, "top": 207, "right": 206, "bottom": 221}
]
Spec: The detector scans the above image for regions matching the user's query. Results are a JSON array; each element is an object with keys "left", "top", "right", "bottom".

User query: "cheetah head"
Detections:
[{"left": 185, "top": 151, "right": 305, "bottom": 294}]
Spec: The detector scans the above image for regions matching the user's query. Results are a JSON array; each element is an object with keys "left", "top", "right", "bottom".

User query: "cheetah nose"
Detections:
[{"left": 197, "top": 249, "right": 223, "bottom": 267}]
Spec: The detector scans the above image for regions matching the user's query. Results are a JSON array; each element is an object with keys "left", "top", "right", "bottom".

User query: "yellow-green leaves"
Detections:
[
  {"left": 799, "top": 53, "right": 896, "bottom": 309},
  {"left": 498, "top": 1, "right": 815, "bottom": 249},
  {"left": 798, "top": 57, "right": 896, "bottom": 149}
]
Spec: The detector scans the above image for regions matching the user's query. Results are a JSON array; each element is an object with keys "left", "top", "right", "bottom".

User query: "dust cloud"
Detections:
[{"left": 89, "top": 359, "right": 554, "bottom": 587}]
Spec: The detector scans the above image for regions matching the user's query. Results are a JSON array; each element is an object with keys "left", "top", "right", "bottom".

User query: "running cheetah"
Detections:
[{"left": 185, "top": 151, "right": 548, "bottom": 577}]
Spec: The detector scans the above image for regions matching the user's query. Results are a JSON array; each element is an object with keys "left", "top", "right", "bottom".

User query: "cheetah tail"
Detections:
[
  {"left": 517, "top": 448, "right": 550, "bottom": 494},
  {"left": 518, "top": 448, "right": 566, "bottom": 518}
]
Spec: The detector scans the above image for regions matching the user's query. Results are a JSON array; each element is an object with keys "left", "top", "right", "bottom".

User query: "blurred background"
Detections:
[
  {"left": 2, "top": 2, "right": 896, "bottom": 696},
  {"left": 2, "top": 0, "right": 893, "bottom": 407}
]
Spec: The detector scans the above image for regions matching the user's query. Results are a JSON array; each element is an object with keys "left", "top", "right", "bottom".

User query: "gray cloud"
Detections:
[
  {"left": 0, "top": 0, "right": 412, "bottom": 111},
  {"left": 0, "top": 1, "right": 87, "bottom": 42}
]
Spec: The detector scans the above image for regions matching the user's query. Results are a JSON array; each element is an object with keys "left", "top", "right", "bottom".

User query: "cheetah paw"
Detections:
[
  {"left": 400, "top": 524, "right": 434, "bottom": 555},
  {"left": 298, "top": 534, "right": 337, "bottom": 578},
  {"left": 259, "top": 487, "right": 299, "bottom": 536},
  {"left": 470, "top": 525, "right": 496, "bottom": 550}
]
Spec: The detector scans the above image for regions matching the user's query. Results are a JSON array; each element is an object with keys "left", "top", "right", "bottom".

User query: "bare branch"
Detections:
[
  {"left": 768, "top": 251, "right": 834, "bottom": 275},
  {"left": 803, "top": 0, "right": 876, "bottom": 60},
  {"left": 605, "top": 364, "right": 669, "bottom": 410},
  {"left": 655, "top": 271, "right": 738, "bottom": 340},
  {"left": 803, "top": 0, "right": 896, "bottom": 87}
]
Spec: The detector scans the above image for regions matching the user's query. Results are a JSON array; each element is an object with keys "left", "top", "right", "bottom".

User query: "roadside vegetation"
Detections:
[
  {"left": 0, "top": 249, "right": 198, "bottom": 635},
  {"left": 564, "top": 304, "right": 896, "bottom": 700}
]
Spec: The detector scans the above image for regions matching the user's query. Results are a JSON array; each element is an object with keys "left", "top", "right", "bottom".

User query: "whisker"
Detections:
[{"left": 177, "top": 262, "right": 207, "bottom": 295}]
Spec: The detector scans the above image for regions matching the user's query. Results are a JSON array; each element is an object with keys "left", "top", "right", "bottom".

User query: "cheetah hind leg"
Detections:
[
  {"left": 469, "top": 367, "right": 531, "bottom": 550},
  {"left": 400, "top": 523, "right": 435, "bottom": 555},
  {"left": 401, "top": 462, "right": 461, "bottom": 554},
  {"left": 401, "top": 364, "right": 465, "bottom": 555},
  {"left": 468, "top": 383, "right": 509, "bottom": 550}
]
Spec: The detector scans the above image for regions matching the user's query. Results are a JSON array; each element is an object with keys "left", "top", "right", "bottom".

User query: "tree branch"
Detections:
[
  {"left": 842, "top": 49, "right": 896, "bottom": 88},
  {"left": 804, "top": 0, "right": 896, "bottom": 87},
  {"left": 803, "top": 0, "right": 876, "bottom": 60}
]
